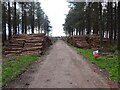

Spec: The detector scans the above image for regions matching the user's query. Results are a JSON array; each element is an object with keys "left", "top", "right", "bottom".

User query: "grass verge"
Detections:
[
  {"left": 74, "top": 47, "right": 119, "bottom": 82},
  {"left": 2, "top": 54, "right": 39, "bottom": 87}
]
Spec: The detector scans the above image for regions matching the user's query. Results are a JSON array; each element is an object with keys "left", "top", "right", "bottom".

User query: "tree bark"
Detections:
[
  {"left": 21, "top": 3, "right": 24, "bottom": 34},
  {"left": 118, "top": 2, "right": 120, "bottom": 51},
  {"left": 114, "top": 3, "right": 117, "bottom": 41},
  {"left": 31, "top": 3, "right": 34, "bottom": 34},
  {"left": 13, "top": 2, "right": 17, "bottom": 35},
  {"left": 99, "top": 2, "right": 103, "bottom": 47},
  {"left": 17, "top": 14, "right": 19, "bottom": 35},
  {"left": 93, "top": 2, "right": 99, "bottom": 35},
  {"left": 2, "top": 3, "right": 6, "bottom": 45},
  {"left": 108, "top": 2, "right": 113, "bottom": 44},
  {"left": 24, "top": 4, "right": 27, "bottom": 34},
  {"left": 8, "top": 2, "right": 12, "bottom": 40},
  {"left": 86, "top": 2, "right": 91, "bottom": 35}
]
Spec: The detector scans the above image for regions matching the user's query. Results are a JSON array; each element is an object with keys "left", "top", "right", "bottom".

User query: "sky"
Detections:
[{"left": 40, "top": 0, "right": 70, "bottom": 37}]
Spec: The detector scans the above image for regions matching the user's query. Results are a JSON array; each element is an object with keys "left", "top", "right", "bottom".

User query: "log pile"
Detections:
[
  {"left": 86, "top": 34, "right": 100, "bottom": 48},
  {"left": 3, "top": 33, "right": 52, "bottom": 56},
  {"left": 67, "top": 35, "right": 91, "bottom": 48},
  {"left": 67, "top": 34, "right": 108, "bottom": 48}
]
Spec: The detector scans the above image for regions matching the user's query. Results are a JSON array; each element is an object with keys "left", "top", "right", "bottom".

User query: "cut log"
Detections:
[
  {"left": 21, "top": 50, "right": 42, "bottom": 55},
  {"left": 22, "top": 46, "right": 43, "bottom": 51},
  {"left": 6, "top": 44, "right": 23, "bottom": 47},
  {"left": 24, "top": 43, "right": 43, "bottom": 47},
  {"left": 25, "top": 39, "right": 44, "bottom": 43},
  {"left": 4, "top": 51, "right": 21, "bottom": 54},
  {"left": 5, "top": 47, "right": 22, "bottom": 51}
]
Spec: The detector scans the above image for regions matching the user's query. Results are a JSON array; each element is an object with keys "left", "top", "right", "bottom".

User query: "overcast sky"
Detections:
[{"left": 40, "top": 0, "right": 70, "bottom": 36}]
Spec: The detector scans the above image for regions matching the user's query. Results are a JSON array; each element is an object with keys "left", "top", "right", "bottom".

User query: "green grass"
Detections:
[
  {"left": 2, "top": 54, "right": 39, "bottom": 86},
  {"left": 0, "top": 65, "right": 2, "bottom": 87},
  {"left": 74, "top": 47, "right": 119, "bottom": 82}
]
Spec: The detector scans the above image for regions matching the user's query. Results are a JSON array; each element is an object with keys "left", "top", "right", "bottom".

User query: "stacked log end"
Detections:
[
  {"left": 3, "top": 33, "right": 52, "bottom": 56},
  {"left": 67, "top": 34, "right": 109, "bottom": 49}
]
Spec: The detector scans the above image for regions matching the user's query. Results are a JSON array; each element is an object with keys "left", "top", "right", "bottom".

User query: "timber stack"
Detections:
[
  {"left": 3, "top": 33, "right": 52, "bottom": 56},
  {"left": 67, "top": 34, "right": 108, "bottom": 48}
]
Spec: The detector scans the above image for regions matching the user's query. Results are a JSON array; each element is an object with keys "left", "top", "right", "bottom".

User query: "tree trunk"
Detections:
[
  {"left": 99, "top": 2, "right": 103, "bottom": 47},
  {"left": 13, "top": 2, "right": 17, "bottom": 35},
  {"left": 110, "top": 2, "right": 113, "bottom": 43},
  {"left": 114, "top": 3, "right": 117, "bottom": 41},
  {"left": 118, "top": 2, "right": 120, "bottom": 51},
  {"left": 76, "top": 28, "right": 78, "bottom": 35},
  {"left": 24, "top": 10, "right": 27, "bottom": 34},
  {"left": 2, "top": 3, "right": 6, "bottom": 45},
  {"left": 17, "top": 15, "right": 19, "bottom": 34},
  {"left": 8, "top": 2, "right": 12, "bottom": 40},
  {"left": 31, "top": 13, "right": 34, "bottom": 33},
  {"left": 31, "top": 3, "right": 34, "bottom": 33},
  {"left": 86, "top": 2, "right": 91, "bottom": 35},
  {"left": 21, "top": 3, "right": 24, "bottom": 34},
  {"left": 108, "top": 2, "right": 113, "bottom": 44},
  {"left": 93, "top": 2, "right": 99, "bottom": 35},
  {"left": 118, "top": 2, "right": 120, "bottom": 81},
  {"left": 24, "top": 3, "right": 27, "bottom": 34}
]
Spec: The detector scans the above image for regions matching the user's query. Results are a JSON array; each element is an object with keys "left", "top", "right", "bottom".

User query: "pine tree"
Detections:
[
  {"left": 8, "top": 2, "right": 12, "bottom": 40},
  {"left": 118, "top": 2, "right": 120, "bottom": 51}
]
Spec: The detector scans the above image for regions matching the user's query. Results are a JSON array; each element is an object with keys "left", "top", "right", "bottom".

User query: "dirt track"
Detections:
[{"left": 7, "top": 40, "right": 114, "bottom": 88}]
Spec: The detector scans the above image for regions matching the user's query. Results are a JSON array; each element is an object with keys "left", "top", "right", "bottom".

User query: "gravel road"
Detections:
[{"left": 7, "top": 40, "right": 115, "bottom": 88}]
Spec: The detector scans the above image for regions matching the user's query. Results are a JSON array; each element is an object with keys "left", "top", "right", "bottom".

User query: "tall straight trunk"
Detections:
[
  {"left": 17, "top": 15, "right": 19, "bottom": 34},
  {"left": 83, "top": 9, "right": 86, "bottom": 35},
  {"left": 24, "top": 10, "right": 27, "bottom": 34},
  {"left": 108, "top": 2, "right": 113, "bottom": 44},
  {"left": 18, "top": 24, "right": 19, "bottom": 34},
  {"left": 118, "top": 2, "right": 120, "bottom": 51},
  {"left": 13, "top": 2, "right": 17, "bottom": 35},
  {"left": 118, "top": 2, "right": 120, "bottom": 81},
  {"left": 86, "top": 2, "right": 91, "bottom": 35},
  {"left": 0, "top": 3, "right": 1, "bottom": 24},
  {"left": 76, "top": 28, "right": 78, "bottom": 35},
  {"left": 78, "top": 28, "right": 81, "bottom": 35},
  {"left": 36, "top": 5, "right": 41, "bottom": 33},
  {"left": 102, "top": 10, "right": 105, "bottom": 38},
  {"left": 21, "top": 3, "right": 24, "bottom": 34},
  {"left": 114, "top": 3, "right": 117, "bottom": 41},
  {"left": 71, "top": 29, "right": 73, "bottom": 36},
  {"left": 81, "top": 28, "right": 84, "bottom": 35},
  {"left": 2, "top": 4, "right": 6, "bottom": 45},
  {"left": 31, "top": 13, "right": 34, "bottom": 33},
  {"left": 24, "top": 3, "right": 27, "bottom": 34},
  {"left": 31, "top": 3, "right": 34, "bottom": 33},
  {"left": 110, "top": 2, "right": 113, "bottom": 43},
  {"left": 99, "top": 2, "right": 103, "bottom": 47},
  {"left": 93, "top": 2, "right": 99, "bottom": 35},
  {"left": 8, "top": 2, "right": 11, "bottom": 40},
  {"left": 106, "top": 2, "right": 110, "bottom": 39},
  {"left": 38, "top": 16, "right": 40, "bottom": 33}
]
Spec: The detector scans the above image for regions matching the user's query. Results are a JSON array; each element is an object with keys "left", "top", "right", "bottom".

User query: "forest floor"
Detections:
[{"left": 6, "top": 40, "right": 118, "bottom": 88}]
